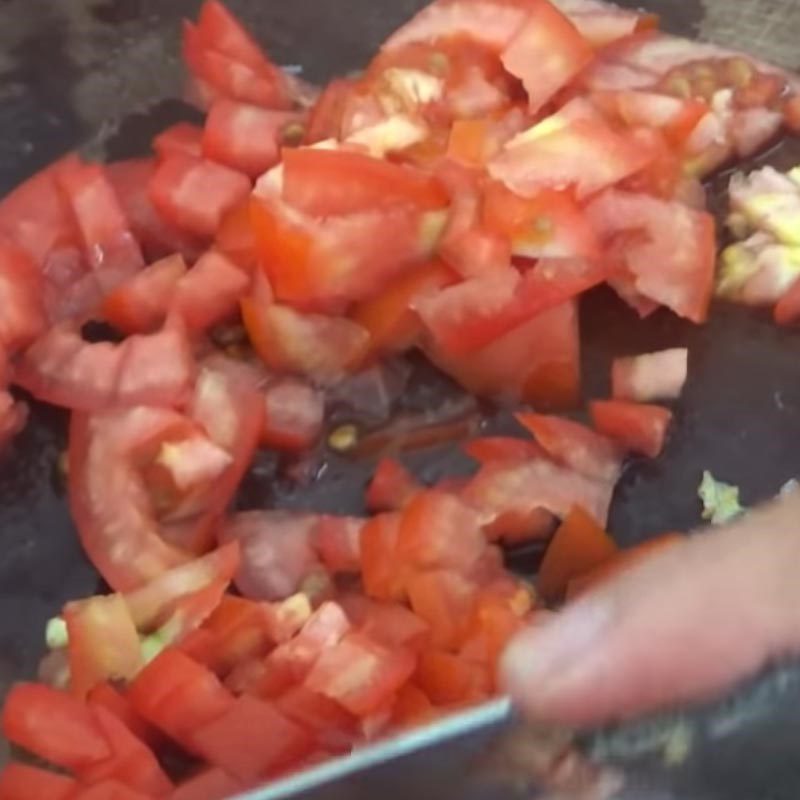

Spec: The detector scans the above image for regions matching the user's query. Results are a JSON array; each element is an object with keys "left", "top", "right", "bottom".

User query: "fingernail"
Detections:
[{"left": 500, "top": 599, "right": 614, "bottom": 701}]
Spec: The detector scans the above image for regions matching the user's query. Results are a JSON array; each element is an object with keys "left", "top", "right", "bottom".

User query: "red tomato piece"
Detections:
[
  {"left": 242, "top": 291, "right": 370, "bottom": 385},
  {"left": 358, "top": 602, "right": 430, "bottom": 651},
  {"left": 70, "top": 781, "right": 153, "bottom": 800},
  {"left": 424, "top": 299, "right": 581, "bottom": 410},
  {"left": 276, "top": 687, "right": 358, "bottom": 753},
  {"left": 0, "top": 763, "right": 77, "bottom": 800},
  {"left": 774, "top": 275, "right": 800, "bottom": 326},
  {"left": 489, "top": 111, "right": 651, "bottom": 200},
  {"left": 204, "top": 100, "right": 302, "bottom": 177},
  {"left": 586, "top": 189, "right": 716, "bottom": 323},
  {"left": 461, "top": 456, "right": 615, "bottom": 534},
  {"left": 392, "top": 684, "right": 435, "bottom": 728},
  {"left": 17, "top": 318, "right": 194, "bottom": 412},
  {"left": 106, "top": 158, "right": 206, "bottom": 264},
  {"left": 351, "top": 259, "right": 455, "bottom": 355},
  {"left": 304, "top": 78, "right": 356, "bottom": 143},
  {"left": 482, "top": 182, "right": 599, "bottom": 261},
  {"left": 55, "top": 156, "right": 145, "bottom": 280},
  {"left": 365, "top": 457, "right": 421, "bottom": 512},
  {"left": 0, "top": 243, "right": 46, "bottom": 351},
  {"left": 406, "top": 570, "right": 477, "bottom": 650},
  {"left": 101, "top": 253, "right": 187, "bottom": 334},
  {"left": 170, "top": 768, "right": 244, "bottom": 800},
  {"left": 80, "top": 706, "right": 173, "bottom": 796},
  {"left": 215, "top": 198, "right": 258, "bottom": 268},
  {"left": 87, "top": 683, "right": 157, "bottom": 747},
  {"left": 261, "top": 377, "right": 324, "bottom": 451},
  {"left": 172, "top": 249, "right": 250, "bottom": 332},
  {"left": 220, "top": 510, "right": 324, "bottom": 601},
  {"left": 416, "top": 649, "right": 489, "bottom": 705},
  {"left": 590, "top": 400, "right": 673, "bottom": 458},
  {"left": 313, "top": 516, "right": 364, "bottom": 574},
  {"left": 282, "top": 148, "right": 448, "bottom": 217},
  {"left": 128, "top": 649, "right": 234, "bottom": 748},
  {"left": 398, "top": 490, "right": 486, "bottom": 573},
  {"left": 360, "top": 513, "right": 406, "bottom": 601},
  {"left": 191, "top": 695, "right": 314, "bottom": 781},
  {"left": 462, "top": 436, "right": 545, "bottom": 465},
  {"left": 515, "top": 413, "right": 623, "bottom": 482},
  {"left": 2, "top": 683, "right": 110, "bottom": 770},
  {"left": 64, "top": 594, "right": 142, "bottom": 698},
  {"left": 195, "top": 0, "right": 275, "bottom": 72},
  {"left": 250, "top": 195, "right": 437, "bottom": 310},
  {"left": 150, "top": 154, "right": 251, "bottom": 237},
  {"left": 0, "top": 390, "right": 27, "bottom": 451},
  {"left": 305, "top": 632, "right": 416, "bottom": 716},
  {"left": 153, "top": 122, "right": 204, "bottom": 160},
  {"left": 611, "top": 348, "right": 689, "bottom": 402},
  {"left": 501, "top": 1, "right": 593, "bottom": 113},
  {"left": 537, "top": 505, "right": 619, "bottom": 602}
]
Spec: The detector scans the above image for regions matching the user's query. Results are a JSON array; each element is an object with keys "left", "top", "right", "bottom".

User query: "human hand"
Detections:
[{"left": 500, "top": 491, "right": 800, "bottom": 726}]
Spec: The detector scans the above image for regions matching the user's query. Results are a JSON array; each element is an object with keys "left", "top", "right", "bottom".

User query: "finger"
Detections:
[{"left": 500, "top": 492, "right": 800, "bottom": 727}]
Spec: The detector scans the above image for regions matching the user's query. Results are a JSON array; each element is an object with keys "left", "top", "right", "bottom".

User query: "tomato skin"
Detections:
[
  {"left": 589, "top": 400, "right": 672, "bottom": 458},
  {"left": 282, "top": 148, "right": 449, "bottom": 217},
  {"left": 203, "top": 100, "right": 302, "bottom": 177},
  {"left": 0, "top": 763, "right": 77, "bottom": 800},
  {"left": 365, "top": 457, "right": 422, "bottom": 512},
  {"left": 2, "top": 683, "right": 111, "bottom": 771},
  {"left": 150, "top": 154, "right": 251, "bottom": 238},
  {"left": 305, "top": 632, "right": 416, "bottom": 717},
  {"left": 153, "top": 122, "right": 204, "bottom": 160},
  {"left": 87, "top": 683, "right": 157, "bottom": 747},
  {"left": 501, "top": 0, "right": 593, "bottom": 113},
  {"left": 276, "top": 687, "right": 358, "bottom": 753},
  {"left": 774, "top": 276, "right": 800, "bottom": 326}
]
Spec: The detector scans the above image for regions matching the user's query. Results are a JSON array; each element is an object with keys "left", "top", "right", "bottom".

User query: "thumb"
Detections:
[{"left": 500, "top": 491, "right": 800, "bottom": 727}]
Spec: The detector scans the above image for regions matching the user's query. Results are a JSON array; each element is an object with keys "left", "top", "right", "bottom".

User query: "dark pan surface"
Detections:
[{"left": 2, "top": 1, "right": 800, "bottom": 796}]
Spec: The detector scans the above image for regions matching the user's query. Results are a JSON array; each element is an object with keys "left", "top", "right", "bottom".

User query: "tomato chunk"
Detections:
[
  {"left": 360, "top": 513, "right": 405, "bottom": 601},
  {"left": 153, "top": 122, "right": 204, "bottom": 160},
  {"left": 406, "top": 570, "right": 477, "bottom": 650},
  {"left": 0, "top": 244, "right": 46, "bottom": 351},
  {"left": 365, "top": 457, "right": 421, "bottom": 512},
  {"left": 261, "top": 377, "right": 325, "bottom": 451},
  {"left": 313, "top": 516, "right": 364, "bottom": 574},
  {"left": 589, "top": 400, "right": 673, "bottom": 458},
  {"left": 150, "top": 154, "right": 251, "bottom": 237},
  {"left": 305, "top": 632, "right": 416, "bottom": 716},
  {"left": 0, "top": 763, "right": 77, "bottom": 800},
  {"left": 416, "top": 649, "right": 489, "bottom": 705}
]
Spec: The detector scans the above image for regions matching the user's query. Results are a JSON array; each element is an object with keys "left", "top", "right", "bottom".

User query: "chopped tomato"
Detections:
[
  {"left": 276, "top": 687, "right": 358, "bottom": 753},
  {"left": 150, "top": 154, "right": 251, "bottom": 238},
  {"left": 215, "top": 199, "right": 258, "bottom": 268},
  {"left": 305, "top": 78, "right": 356, "bottom": 143},
  {"left": 360, "top": 513, "right": 406, "bottom": 601},
  {"left": 101, "top": 254, "right": 187, "bottom": 334},
  {"left": 72, "top": 780, "right": 153, "bottom": 800},
  {"left": 358, "top": 601, "right": 430, "bottom": 651},
  {"left": 501, "top": 1, "right": 593, "bottom": 113},
  {"left": 351, "top": 259, "right": 456, "bottom": 355},
  {"left": 565, "top": 531, "right": 686, "bottom": 598},
  {"left": 282, "top": 148, "right": 448, "bottom": 216},
  {"left": 153, "top": 122, "right": 204, "bottom": 160},
  {"left": 365, "top": 457, "right": 422, "bottom": 512},
  {"left": 424, "top": 299, "right": 581, "bottom": 410},
  {"left": 128, "top": 649, "right": 234, "bottom": 748},
  {"left": 190, "top": 695, "right": 314, "bottom": 781},
  {"left": 611, "top": 347, "right": 689, "bottom": 402},
  {"left": 242, "top": 281, "right": 371, "bottom": 384},
  {"left": 64, "top": 594, "right": 142, "bottom": 697},
  {"left": 0, "top": 243, "right": 46, "bottom": 350},
  {"left": 204, "top": 100, "right": 302, "bottom": 176},
  {"left": 87, "top": 683, "right": 157, "bottom": 747},
  {"left": 313, "top": 516, "right": 364, "bottom": 574},
  {"left": 415, "top": 649, "right": 489, "bottom": 705},
  {"left": 55, "top": 156, "right": 145, "bottom": 281},
  {"left": 17, "top": 319, "right": 194, "bottom": 412},
  {"left": 392, "top": 684, "right": 435, "bottom": 728},
  {"left": 170, "top": 768, "right": 244, "bottom": 800},
  {"left": 587, "top": 189, "right": 715, "bottom": 323},
  {"left": 172, "top": 250, "right": 251, "bottom": 332},
  {"left": 261, "top": 377, "right": 324, "bottom": 451},
  {"left": 0, "top": 763, "right": 77, "bottom": 800},
  {"left": 515, "top": 413, "right": 622, "bottom": 482},
  {"left": 2, "top": 683, "right": 111, "bottom": 770},
  {"left": 537, "top": 505, "right": 618, "bottom": 602},
  {"left": 482, "top": 183, "right": 599, "bottom": 261},
  {"left": 398, "top": 490, "right": 486, "bottom": 572},
  {"left": 406, "top": 570, "right": 477, "bottom": 650},
  {"left": 462, "top": 436, "right": 545, "bottom": 465},
  {"left": 250, "top": 195, "right": 440, "bottom": 310},
  {"left": 305, "top": 632, "right": 416, "bottom": 716},
  {"left": 589, "top": 400, "right": 673, "bottom": 458},
  {"left": 261, "top": 593, "right": 313, "bottom": 645}
]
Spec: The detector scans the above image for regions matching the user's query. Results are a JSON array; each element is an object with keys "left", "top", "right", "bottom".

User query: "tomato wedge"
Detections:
[{"left": 589, "top": 399, "right": 673, "bottom": 458}]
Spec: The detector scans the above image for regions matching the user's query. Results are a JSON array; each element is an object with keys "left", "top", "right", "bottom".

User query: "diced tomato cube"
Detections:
[
  {"left": 359, "top": 512, "right": 406, "bottom": 601},
  {"left": 365, "top": 457, "right": 421, "bottom": 512},
  {"left": 589, "top": 400, "right": 673, "bottom": 458},
  {"left": 358, "top": 601, "right": 430, "bottom": 651},
  {"left": 149, "top": 154, "right": 251, "bottom": 237},
  {"left": 1, "top": 683, "right": 111, "bottom": 771},
  {"left": 261, "top": 378, "right": 325, "bottom": 452},
  {"left": 305, "top": 633, "right": 416, "bottom": 717},
  {"left": 313, "top": 515, "right": 364, "bottom": 573},
  {"left": 153, "top": 122, "right": 204, "bottom": 160},
  {"left": 70, "top": 779, "right": 153, "bottom": 800},
  {"left": 415, "top": 650, "right": 490, "bottom": 706},
  {"left": 87, "top": 683, "right": 157, "bottom": 747},
  {"left": 0, "top": 763, "right": 77, "bottom": 800},
  {"left": 170, "top": 767, "right": 244, "bottom": 800},
  {"left": 391, "top": 684, "right": 435, "bottom": 728},
  {"left": 276, "top": 686, "right": 358, "bottom": 753},
  {"left": 190, "top": 695, "right": 314, "bottom": 781},
  {"left": 406, "top": 570, "right": 477, "bottom": 651}
]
